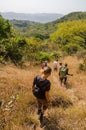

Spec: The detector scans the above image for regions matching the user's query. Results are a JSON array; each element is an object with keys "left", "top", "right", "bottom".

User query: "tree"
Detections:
[
  {"left": 50, "top": 19, "right": 86, "bottom": 49},
  {"left": 0, "top": 18, "right": 11, "bottom": 39}
]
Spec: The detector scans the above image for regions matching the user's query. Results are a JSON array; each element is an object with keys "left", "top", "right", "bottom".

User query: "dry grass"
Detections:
[{"left": 0, "top": 56, "right": 86, "bottom": 130}]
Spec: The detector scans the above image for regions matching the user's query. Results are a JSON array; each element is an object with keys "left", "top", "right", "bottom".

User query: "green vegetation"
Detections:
[
  {"left": 10, "top": 20, "right": 51, "bottom": 39},
  {"left": 54, "top": 11, "right": 86, "bottom": 23},
  {"left": 10, "top": 12, "right": 86, "bottom": 40},
  {"left": 0, "top": 18, "right": 11, "bottom": 39},
  {"left": 0, "top": 12, "right": 86, "bottom": 130},
  {"left": 50, "top": 19, "right": 86, "bottom": 54},
  {"left": 0, "top": 12, "right": 86, "bottom": 65}
]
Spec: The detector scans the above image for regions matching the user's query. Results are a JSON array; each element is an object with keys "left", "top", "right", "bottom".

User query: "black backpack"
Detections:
[{"left": 32, "top": 76, "right": 44, "bottom": 99}]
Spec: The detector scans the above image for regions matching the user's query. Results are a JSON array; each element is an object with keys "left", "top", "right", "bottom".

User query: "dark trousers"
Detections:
[{"left": 59, "top": 76, "right": 67, "bottom": 85}]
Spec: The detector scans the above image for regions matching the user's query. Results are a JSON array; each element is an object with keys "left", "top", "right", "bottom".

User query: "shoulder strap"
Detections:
[{"left": 36, "top": 76, "right": 41, "bottom": 87}]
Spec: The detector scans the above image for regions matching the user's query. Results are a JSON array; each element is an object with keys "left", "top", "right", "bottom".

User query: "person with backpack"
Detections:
[
  {"left": 59, "top": 63, "right": 73, "bottom": 86},
  {"left": 41, "top": 60, "right": 48, "bottom": 69},
  {"left": 32, "top": 66, "right": 52, "bottom": 122}
]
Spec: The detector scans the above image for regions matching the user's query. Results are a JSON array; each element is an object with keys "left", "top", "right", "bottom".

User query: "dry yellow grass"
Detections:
[{"left": 0, "top": 56, "right": 86, "bottom": 130}]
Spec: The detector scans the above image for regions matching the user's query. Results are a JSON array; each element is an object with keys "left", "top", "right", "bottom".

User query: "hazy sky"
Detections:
[{"left": 0, "top": 0, "right": 86, "bottom": 14}]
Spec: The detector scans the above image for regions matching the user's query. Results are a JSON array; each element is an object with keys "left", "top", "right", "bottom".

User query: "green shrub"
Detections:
[
  {"left": 79, "top": 57, "right": 86, "bottom": 71},
  {"left": 62, "top": 43, "right": 80, "bottom": 55},
  {"left": 51, "top": 51, "right": 61, "bottom": 59},
  {"left": 79, "top": 63, "right": 85, "bottom": 70},
  {"left": 0, "top": 17, "right": 11, "bottom": 39},
  {"left": 39, "top": 52, "right": 51, "bottom": 62}
]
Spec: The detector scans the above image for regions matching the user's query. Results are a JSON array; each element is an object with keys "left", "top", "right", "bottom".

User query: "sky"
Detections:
[{"left": 0, "top": 0, "right": 86, "bottom": 14}]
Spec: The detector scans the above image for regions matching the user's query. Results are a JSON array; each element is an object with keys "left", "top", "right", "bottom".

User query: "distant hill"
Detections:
[
  {"left": 9, "top": 12, "right": 86, "bottom": 39},
  {"left": 1, "top": 12, "right": 63, "bottom": 23},
  {"left": 0, "top": 14, "right": 2, "bottom": 17},
  {"left": 52, "top": 11, "right": 86, "bottom": 24}
]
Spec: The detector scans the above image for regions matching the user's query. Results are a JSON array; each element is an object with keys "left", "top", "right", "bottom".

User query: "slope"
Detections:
[{"left": 0, "top": 56, "right": 86, "bottom": 130}]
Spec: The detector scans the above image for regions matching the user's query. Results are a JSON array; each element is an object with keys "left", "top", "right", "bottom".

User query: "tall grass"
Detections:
[{"left": 0, "top": 56, "right": 86, "bottom": 130}]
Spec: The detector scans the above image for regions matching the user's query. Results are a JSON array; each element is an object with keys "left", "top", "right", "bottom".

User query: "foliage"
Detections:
[
  {"left": 39, "top": 52, "right": 52, "bottom": 62},
  {"left": 77, "top": 50, "right": 86, "bottom": 71},
  {"left": 62, "top": 43, "right": 81, "bottom": 55},
  {"left": 0, "top": 17, "right": 11, "bottom": 39},
  {"left": 10, "top": 20, "right": 51, "bottom": 39},
  {"left": 79, "top": 57, "right": 86, "bottom": 71},
  {"left": 51, "top": 51, "right": 61, "bottom": 59},
  {"left": 0, "top": 36, "right": 27, "bottom": 65},
  {"left": 10, "top": 12, "right": 86, "bottom": 40},
  {"left": 1, "top": 13, "right": 86, "bottom": 65},
  {"left": 54, "top": 11, "right": 86, "bottom": 23},
  {"left": 50, "top": 19, "right": 86, "bottom": 52}
]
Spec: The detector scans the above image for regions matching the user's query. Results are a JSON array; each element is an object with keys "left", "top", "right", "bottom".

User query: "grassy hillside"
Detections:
[
  {"left": 0, "top": 12, "right": 86, "bottom": 130},
  {"left": 0, "top": 56, "right": 86, "bottom": 130}
]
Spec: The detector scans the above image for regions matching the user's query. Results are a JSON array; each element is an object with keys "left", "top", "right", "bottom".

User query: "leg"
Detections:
[
  {"left": 37, "top": 99, "right": 47, "bottom": 122},
  {"left": 59, "top": 77, "right": 63, "bottom": 86},
  {"left": 40, "top": 100, "right": 48, "bottom": 122},
  {"left": 42, "top": 100, "right": 48, "bottom": 114},
  {"left": 64, "top": 77, "right": 67, "bottom": 85},
  {"left": 37, "top": 98, "right": 42, "bottom": 114}
]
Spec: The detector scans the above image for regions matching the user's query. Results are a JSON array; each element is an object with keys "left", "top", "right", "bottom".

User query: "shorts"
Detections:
[{"left": 37, "top": 98, "right": 48, "bottom": 110}]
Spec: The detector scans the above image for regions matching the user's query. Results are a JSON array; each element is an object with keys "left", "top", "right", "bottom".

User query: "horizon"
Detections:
[
  {"left": 0, "top": 0, "right": 86, "bottom": 15},
  {"left": 1, "top": 11, "right": 64, "bottom": 15},
  {"left": 1, "top": 11, "right": 86, "bottom": 16}
]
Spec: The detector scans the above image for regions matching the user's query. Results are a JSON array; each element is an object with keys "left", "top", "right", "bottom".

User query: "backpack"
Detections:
[
  {"left": 32, "top": 87, "right": 42, "bottom": 98},
  {"left": 42, "top": 63, "right": 45, "bottom": 69},
  {"left": 60, "top": 66, "right": 67, "bottom": 78},
  {"left": 32, "top": 76, "right": 44, "bottom": 99}
]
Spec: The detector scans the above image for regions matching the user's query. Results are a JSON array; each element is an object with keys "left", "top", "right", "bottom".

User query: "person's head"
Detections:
[
  {"left": 59, "top": 62, "right": 62, "bottom": 66},
  {"left": 41, "top": 66, "right": 52, "bottom": 77},
  {"left": 65, "top": 63, "right": 68, "bottom": 67},
  {"left": 45, "top": 60, "right": 47, "bottom": 63}
]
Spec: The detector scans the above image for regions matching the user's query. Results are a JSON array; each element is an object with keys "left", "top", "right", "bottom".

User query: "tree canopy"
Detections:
[{"left": 50, "top": 19, "right": 86, "bottom": 49}]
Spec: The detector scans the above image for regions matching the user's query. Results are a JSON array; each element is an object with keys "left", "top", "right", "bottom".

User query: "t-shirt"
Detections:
[
  {"left": 53, "top": 61, "right": 58, "bottom": 68},
  {"left": 33, "top": 75, "right": 51, "bottom": 99},
  {"left": 59, "top": 66, "right": 68, "bottom": 78}
]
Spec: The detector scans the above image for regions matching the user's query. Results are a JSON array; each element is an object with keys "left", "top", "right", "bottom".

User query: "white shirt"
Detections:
[{"left": 53, "top": 61, "right": 58, "bottom": 68}]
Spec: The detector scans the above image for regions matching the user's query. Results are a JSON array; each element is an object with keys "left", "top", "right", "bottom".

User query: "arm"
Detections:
[
  {"left": 45, "top": 91, "right": 50, "bottom": 103},
  {"left": 66, "top": 68, "right": 73, "bottom": 76},
  {"left": 32, "top": 76, "right": 37, "bottom": 90}
]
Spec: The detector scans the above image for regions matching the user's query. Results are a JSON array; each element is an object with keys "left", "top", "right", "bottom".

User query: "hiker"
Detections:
[
  {"left": 32, "top": 66, "right": 52, "bottom": 122},
  {"left": 59, "top": 63, "right": 73, "bottom": 86},
  {"left": 41, "top": 61, "right": 48, "bottom": 69},
  {"left": 53, "top": 59, "right": 58, "bottom": 71}
]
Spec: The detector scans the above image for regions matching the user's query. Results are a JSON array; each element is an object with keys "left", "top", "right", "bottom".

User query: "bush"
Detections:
[
  {"left": 62, "top": 43, "right": 80, "bottom": 55},
  {"left": 39, "top": 52, "right": 51, "bottom": 62},
  {"left": 4, "top": 38, "right": 25, "bottom": 64},
  {"left": 79, "top": 57, "right": 86, "bottom": 71},
  {"left": 51, "top": 51, "right": 61, "bottom": 59},
  {"left": 0, "top": 18, "right": 11, "bottom": 39}
]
